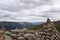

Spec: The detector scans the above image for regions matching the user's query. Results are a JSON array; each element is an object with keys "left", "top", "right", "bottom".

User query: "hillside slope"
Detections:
[
  {"left": 28, "top": 21, "right": 60, "bottom": 32},
  {"left": 0, "top": 22, "right": 33, "bottom": 30}
]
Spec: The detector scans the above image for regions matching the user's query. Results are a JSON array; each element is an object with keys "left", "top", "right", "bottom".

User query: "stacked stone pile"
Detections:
[{"left": 40, "top": 18, "right": 60, "bottom": 40}]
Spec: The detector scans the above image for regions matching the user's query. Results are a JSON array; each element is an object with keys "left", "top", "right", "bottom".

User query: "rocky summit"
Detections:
[{"left": 0, "top": 18, "right": 60, "bottom": 40}]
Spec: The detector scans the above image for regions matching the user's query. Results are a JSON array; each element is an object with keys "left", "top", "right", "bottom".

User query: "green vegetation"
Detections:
[
  {"left": 53, "top": 21, "right": 60, "bottom": 32},
  {"left": 28, "top": 21, "right": 60, "bottom": 32},
  {"left": 28, "top": 23, "right": 43, "bottom": 30}
]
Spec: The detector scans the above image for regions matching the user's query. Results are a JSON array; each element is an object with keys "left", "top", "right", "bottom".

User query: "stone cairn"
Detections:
[{"left": 40, "top": 18, "right": 60, "bottom": 40}]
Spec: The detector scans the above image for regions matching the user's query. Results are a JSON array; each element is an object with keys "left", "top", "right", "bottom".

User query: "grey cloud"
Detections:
[
  {"left": 44, "top": 9, "right": 60, "bottom": 13},
  {"left": 20, "top": 0, "right": 52, "bottom": 5},
  {"left": 0, "top": 0, "right": 59, "bottom": 22},
  {"left": 0, "top": 3, "right": 20, "bottom": 12},
  {"left": 29, "top": 13, "right": 51, "bottom": 18},
  {"left": 0, "top": 0, "right": 53, "bottom": 12}
]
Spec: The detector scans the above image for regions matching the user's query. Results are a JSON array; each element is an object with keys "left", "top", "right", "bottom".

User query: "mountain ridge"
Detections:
[{"left": 0, "top": 21, "right": 33, "bottom": 30}]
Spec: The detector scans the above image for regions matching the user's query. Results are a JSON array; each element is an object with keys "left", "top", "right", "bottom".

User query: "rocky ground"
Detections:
[{"left": 0, "top": 18, "right": 60, "bottom": 40}]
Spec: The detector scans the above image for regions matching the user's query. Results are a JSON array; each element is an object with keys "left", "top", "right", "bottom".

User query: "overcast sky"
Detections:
[{"left": 0, "top": 0, "right": 60, "bottom": 22}]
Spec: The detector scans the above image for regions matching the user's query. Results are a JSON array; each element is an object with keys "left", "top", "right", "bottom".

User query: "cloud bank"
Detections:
[{"left": 0, "top": 0, "right": 60, "bottom": 22}]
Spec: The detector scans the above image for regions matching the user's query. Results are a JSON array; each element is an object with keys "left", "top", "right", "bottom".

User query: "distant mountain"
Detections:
[
  {"left": 31, "top": 22, "right": 43, "bottom": 25},
  {"left": 28, "top": 21, "right": 60, "bottom": 32},
  {"left": 0, "top": 21, "right": 33, "bottom": 30},
  {"left": 1, "top": 21, "right": 60, "bottom": 31}
]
